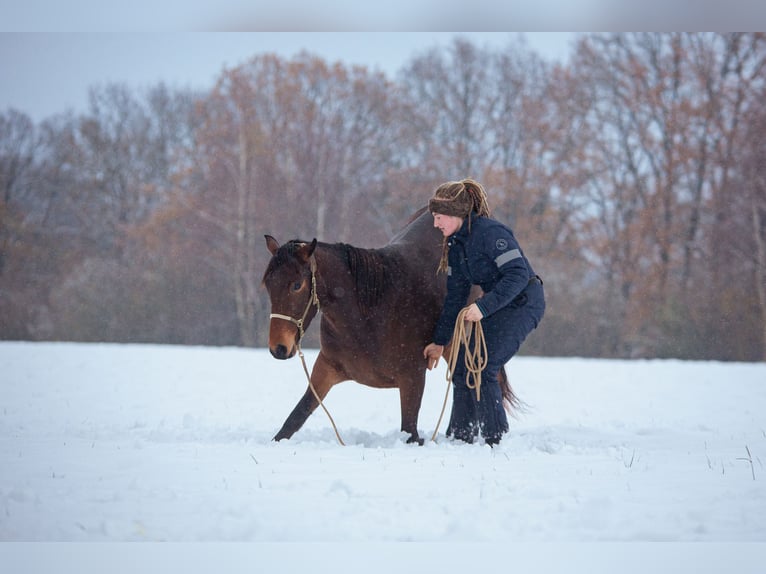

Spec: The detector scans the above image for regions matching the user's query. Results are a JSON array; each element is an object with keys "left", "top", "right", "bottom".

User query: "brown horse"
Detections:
[{"left": 262, "top": 207, "right": 517, "bottom": 444}]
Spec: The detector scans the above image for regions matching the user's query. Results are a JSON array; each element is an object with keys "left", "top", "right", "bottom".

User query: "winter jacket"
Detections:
[{"left": 432, "top": 213, "right": 537, "bottom": 345}]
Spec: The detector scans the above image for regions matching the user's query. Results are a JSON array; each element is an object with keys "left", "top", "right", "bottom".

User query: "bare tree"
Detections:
[
  {"left": 0, "top": 109, "right": 38, "bottom": 274},
  {"left": 399, "top": 37, "right": 496, "bottom": 178}
]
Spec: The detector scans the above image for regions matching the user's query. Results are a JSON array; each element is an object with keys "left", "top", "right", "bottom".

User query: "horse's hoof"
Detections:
[{"left": 406, "top": 435, "right": 425, "bottom": 446}]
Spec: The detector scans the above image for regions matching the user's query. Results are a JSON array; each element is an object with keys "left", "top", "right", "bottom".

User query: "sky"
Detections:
[
  {"left": 2, "top": 0, "right": 763, "bottom": 32},
  {"left": 1, "top": 1, "right": 764, "bottom": 122},
  {"left": 0, "top": 32, "right": 577, "bottom": 122}
]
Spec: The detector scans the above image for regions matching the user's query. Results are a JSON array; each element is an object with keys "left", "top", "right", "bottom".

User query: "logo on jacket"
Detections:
[{"left": 495, "top": 238, "right": 508, "bottom": 251}]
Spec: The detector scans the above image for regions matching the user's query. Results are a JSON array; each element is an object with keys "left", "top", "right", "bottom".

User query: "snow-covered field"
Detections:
[{"left": 1, "top": 341, "right": 765, "bottom": 570}]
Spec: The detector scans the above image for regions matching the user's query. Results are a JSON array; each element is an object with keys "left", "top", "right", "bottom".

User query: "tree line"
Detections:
[{"left": 2, "top": 33, "right": 765, "bottom": 361}]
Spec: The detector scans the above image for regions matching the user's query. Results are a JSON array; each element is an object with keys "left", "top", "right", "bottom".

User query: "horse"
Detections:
[{"left": 262, "top": 207, "right": 518, "bottom": 444}]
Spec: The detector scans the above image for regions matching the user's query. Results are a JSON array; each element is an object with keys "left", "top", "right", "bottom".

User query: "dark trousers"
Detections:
[{"left": 447, "top": 281, "right": 545, "bottom": 444}]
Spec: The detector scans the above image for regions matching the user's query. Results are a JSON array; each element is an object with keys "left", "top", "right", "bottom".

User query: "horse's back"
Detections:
[
  {"left": 386, "top": 207, "right": 443, "bottom": 273},
  {"left": 388, "top": 207, "right": 437, "bottom": 249},
  {"left": 380, "top": 207, "right": 446, "bottom": 311}
]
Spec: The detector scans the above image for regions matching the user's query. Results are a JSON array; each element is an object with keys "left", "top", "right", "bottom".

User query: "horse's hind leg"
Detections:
[
  {"left": 273, "top": 352, "right": 345, "bottom": 441},
  {"left": 398, "top": 374, "right": 426, "bottom": 445}
]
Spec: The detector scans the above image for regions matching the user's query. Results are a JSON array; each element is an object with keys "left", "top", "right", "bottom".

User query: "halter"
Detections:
[{"left": 269, "top": 255, "right": 320, "bottom": 343}]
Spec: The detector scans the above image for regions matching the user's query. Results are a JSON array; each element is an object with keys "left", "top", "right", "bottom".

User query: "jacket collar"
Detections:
[{"left": 451, "top": 212, "right": 479, "bottom": 242}]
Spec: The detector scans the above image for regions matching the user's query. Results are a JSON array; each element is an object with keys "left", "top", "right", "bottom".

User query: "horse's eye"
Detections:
[{"left": 292, "top": 281, "right": 302, "bottom": 292}]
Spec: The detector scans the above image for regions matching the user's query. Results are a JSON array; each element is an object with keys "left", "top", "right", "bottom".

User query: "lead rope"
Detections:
[
  {"left": 431, "top": 307, "right": 488, "bottom": 442},
  {"left": 295, "top": 340, "right": 345, "bottom": 446}
]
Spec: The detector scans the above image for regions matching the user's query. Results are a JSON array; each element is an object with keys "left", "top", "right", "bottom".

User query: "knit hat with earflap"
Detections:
[{"left": 429, "top": 178, "right": 492, "bottom": 273}]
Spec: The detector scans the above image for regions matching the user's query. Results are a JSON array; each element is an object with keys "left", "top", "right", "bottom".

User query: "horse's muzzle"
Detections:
[{"left": 270, "top": 344, "right": 295, "bottom": 360}]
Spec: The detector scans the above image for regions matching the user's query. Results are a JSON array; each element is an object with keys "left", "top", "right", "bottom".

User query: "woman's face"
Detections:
[{"left": 432, "top": 213, "right": 463, "bottom": 237}]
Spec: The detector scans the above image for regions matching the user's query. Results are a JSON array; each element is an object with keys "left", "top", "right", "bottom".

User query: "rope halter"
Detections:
[{"left": 269, "top": 255, "right": 320, "bottom": 344}]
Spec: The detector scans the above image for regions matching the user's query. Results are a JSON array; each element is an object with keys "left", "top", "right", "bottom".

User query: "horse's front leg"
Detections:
[
  {"left": 273, "top": 352, "right": 345, "bottom": 441},
  {"left": 398, "top": 371, "right": 427, "bottom": 445}
]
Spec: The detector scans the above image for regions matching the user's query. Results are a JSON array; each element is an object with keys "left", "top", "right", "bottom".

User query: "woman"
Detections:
[{"left": 423, "top": 178, "right": 545, "bottom": 445}]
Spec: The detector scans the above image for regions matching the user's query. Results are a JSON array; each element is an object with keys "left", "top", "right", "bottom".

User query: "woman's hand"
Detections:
[
  {"left": 462, "top": 303, "right": 484, "bottom": 322},
  {"left": 423, "top": 343, "right": 444, "bottom": 370}
]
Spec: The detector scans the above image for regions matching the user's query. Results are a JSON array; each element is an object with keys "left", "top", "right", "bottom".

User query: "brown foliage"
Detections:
[{"left": 1, "top": 34, "right": 764, "bottom": 359}]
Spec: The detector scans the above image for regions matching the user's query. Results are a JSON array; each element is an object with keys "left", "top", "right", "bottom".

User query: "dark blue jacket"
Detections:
[{"left": 433, "top": 213, "right": 536, "bottom": 345}]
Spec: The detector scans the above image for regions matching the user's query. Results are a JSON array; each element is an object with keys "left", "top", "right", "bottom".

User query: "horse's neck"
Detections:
[
  {"left": 313, "top": 242, "right": 386, "bottom": 326},
  {"left": 313, "top": 244, "right": 355, "bottom": 308}
]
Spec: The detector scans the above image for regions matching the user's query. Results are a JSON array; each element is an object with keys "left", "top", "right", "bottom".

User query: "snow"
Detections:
[{"left": 1, "top": 341, "right": 765, "bottom": 570}]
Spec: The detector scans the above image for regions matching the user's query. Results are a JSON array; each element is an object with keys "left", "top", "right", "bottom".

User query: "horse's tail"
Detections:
[{"left": 498, "top": 366, "right": 522, "bottom": 415}]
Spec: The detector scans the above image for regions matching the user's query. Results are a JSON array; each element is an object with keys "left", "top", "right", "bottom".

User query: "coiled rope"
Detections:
[{"left": 431, "top": 307, "right": 488, "bottom": 441}]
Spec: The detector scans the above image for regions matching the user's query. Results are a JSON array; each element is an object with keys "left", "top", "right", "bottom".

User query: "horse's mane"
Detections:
[
  {"left": 334, "top": 243, "right": 393, "bottom": 310},
  {"left": 266, "top": 209, "right": 432, "bottom": 310},
  {"left": 265, "top": 240, "right": 394, "bottom": 311}
]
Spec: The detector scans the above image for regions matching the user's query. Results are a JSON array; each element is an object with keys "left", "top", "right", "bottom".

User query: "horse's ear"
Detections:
[
  {"left": 265, "top": 235, "right": 280, "bottom": 256},
  {"left": 295, "top": 238, "right": 318, "bottom": 262}
]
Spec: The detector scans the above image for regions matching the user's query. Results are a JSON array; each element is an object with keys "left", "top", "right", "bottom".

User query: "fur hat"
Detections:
[{"left": 429, "top": 179, "right": 491, "bottom": 219}]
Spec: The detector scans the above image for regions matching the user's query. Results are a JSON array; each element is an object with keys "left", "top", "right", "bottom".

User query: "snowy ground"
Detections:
[{"left": 1, "top": 342, "right": 765, "bottom": 570}]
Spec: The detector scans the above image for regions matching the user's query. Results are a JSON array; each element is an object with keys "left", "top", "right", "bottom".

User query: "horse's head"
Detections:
[{"left": 262, "top": 235, "right": 320, "bottom": 360}]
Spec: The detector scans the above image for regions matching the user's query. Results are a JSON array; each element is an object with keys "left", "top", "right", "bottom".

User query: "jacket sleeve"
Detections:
[
  {"left": 432, "top": 260, "right": 472, "bottom": 345},
  {"left": 474, "top": 227, "right": 530, "bottom": 318}
]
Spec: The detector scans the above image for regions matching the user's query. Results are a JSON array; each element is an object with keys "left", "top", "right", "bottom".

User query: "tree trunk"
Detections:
[
  {"left": 234, "top": 125, "right": 257, "bottom": 347},
  {"left": 753, "top": 194, "right": 766, "bottom": 360}
]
